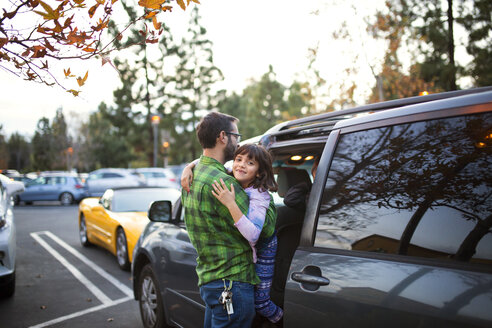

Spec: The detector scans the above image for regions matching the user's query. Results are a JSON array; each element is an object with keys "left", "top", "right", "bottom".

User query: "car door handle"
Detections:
[{"left": 291, "top": 272, "right": 330, "bottom": 286}]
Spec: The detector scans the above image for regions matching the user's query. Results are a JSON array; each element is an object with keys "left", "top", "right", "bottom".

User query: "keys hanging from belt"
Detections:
[{"left": 219, "top": 279, "right": 234, "bottom": 317}]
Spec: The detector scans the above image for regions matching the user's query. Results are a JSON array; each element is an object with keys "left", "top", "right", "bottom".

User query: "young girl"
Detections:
[{"left": 182, "top": 144, "right": 283, "bottom": 324}]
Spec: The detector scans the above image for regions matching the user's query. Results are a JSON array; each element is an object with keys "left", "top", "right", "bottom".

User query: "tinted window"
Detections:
[
  {"left": 102, "top": 173, "right": 123, "bottom": 178},
  {"left": 315, "top": 112, "right": 492, "bottom": 265}
]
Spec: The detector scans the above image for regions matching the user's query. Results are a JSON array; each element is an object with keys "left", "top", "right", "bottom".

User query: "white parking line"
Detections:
[
  {"left": 29, "top": 231, "right": 134, "bottom": 328},
  {"left": 43, "top": 231, "right": 132, "bottom": 297}
]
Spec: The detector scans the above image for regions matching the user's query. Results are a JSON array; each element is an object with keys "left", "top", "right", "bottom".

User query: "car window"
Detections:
[
  {"left": 315, "top": 112, "right": 492, "bottom": 265},
  {"left": 55, "top": 177, "right": 67, "bottom": 184},
  {"left": 102, "top": 172, "right": 123, "bottom": 178}
]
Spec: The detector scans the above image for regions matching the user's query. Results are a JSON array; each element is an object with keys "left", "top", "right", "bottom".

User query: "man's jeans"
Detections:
[{"left": 200, "top": 279, "right": 255, "bottom": 328}]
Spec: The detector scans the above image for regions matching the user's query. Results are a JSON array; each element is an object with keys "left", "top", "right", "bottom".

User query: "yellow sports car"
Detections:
[{"left": 78, "top": 187, "right": 181, "bottom": 270}]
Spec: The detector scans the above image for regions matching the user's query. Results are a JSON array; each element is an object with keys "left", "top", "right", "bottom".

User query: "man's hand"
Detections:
[{"left": 181, "top": 163, "right": 195, "bottom": 192}]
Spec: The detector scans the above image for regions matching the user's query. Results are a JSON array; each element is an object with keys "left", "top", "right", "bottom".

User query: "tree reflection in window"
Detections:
[{"left": 316, "top": 112, "right": 492, "bottom": 264}]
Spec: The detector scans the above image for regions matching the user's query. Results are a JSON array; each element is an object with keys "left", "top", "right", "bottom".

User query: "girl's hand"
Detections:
[
  {"left": 181, "top": 163, "right": 195, "bottom": 192},
  {"left": 211, "top": 179, "right": 236, "bottom": 207}
]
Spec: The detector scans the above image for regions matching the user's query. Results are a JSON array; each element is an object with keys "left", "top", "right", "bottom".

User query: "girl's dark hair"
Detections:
[{"left": 234, "top": 144, "right": 278, "bottom": 193}]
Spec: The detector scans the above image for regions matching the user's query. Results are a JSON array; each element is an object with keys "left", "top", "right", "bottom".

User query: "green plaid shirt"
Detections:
[{"left": 183, "top": 156, "right": 260, "bottom": 286}]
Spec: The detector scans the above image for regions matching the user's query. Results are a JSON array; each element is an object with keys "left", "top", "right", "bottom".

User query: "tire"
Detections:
[
  {"left": 13, "top": 195, "right": 20, "bottom": 206},
  {"left": 60, "top": 192, "right": 74, "bottom": 206},
  {"left": 116, "top": 228, "right": 130, "bottom": 271},
  {"left": 79, "top": 215, "right": 91, "bottom": 247},
  {"left": 138, "top": 264, "right": 167, "bottom": 328},
  {"left": 0, "top": 272, "right": 15, "bottom": 298}
]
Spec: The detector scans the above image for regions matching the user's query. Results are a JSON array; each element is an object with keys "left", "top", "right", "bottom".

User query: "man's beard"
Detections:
[{"left": 224, "top": 137, "right": 236, "bottom": 162}]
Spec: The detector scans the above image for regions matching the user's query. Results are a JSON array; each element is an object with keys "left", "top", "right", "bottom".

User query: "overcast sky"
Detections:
[{"left": 0, "top": 0, "right": 385, "bottom": 138}]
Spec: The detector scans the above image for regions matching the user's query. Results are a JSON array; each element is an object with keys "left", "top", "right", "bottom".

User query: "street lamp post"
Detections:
[{"left": 151, "top": 115, "right": 160, "bottom": 167}]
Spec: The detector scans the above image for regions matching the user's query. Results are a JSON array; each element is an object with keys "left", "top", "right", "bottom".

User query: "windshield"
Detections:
[{"left": 112, "top": 189, "right": 171, "bottom": 212}]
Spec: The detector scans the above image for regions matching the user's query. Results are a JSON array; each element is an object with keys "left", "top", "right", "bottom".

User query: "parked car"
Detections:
[
  {"left": 167, "top": 163, "right": 188, "bottom": 182},
  {"left": 84, "top": 168, "right": 146, "bottom": 197},
  {"left": 0, "top": 174, "right": 24, "bottom": 297},
  {"left": 132, "top": 167, "right": 180, "bottom": 189},
  {"left": 15, "top": 172, "right": 86, "bottom": 205},
  {"left": 78, "top": 187, "right": 181, "bottom": 270},
  {"left": 132, "top": 87, "right": 492, "bottom": 328}
]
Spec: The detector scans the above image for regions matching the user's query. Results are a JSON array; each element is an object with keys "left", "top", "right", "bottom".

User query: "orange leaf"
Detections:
[
  {"left": 31, "top": 45, "right": 47, "bottom": 58},
  {"left": 152, "top": 16, "right": 161, "bottom": 30},
  {"left": 144, "top": 11, "right": 157, "bottom": 19},
  {"left": 73, "top": 0, "right": 84, "bottom": 4},
  {"left": 138, "top": 0, "right": 167, "bottom": 10},
  {"left": 64, "top": 68, "right": 74, "bottom": 77},
  {"left": 190, "top": 0, "right": 200, "bottom": 3},
  {"left": 67, "top": 89, "right": 80, "bottom": 96},
  {"left": 88, "top": 3, "right": 99, "bottom": 18},
  {"left": 82, "top": 47, "right": 96, "bottom": 52},
  {"left": 176, "top": 0, "right": 185, "bottom": 10},
  {"left": 162, "top": 5, "right": 172, "bottom": 12},
  {"left": 77, "top": 71, "right": 88, "bottom": 86}
]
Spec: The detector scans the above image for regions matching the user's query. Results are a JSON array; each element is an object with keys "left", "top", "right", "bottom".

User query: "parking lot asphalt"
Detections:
[{"left": 0, "top": 203, "right": 142, "bottom": 328}]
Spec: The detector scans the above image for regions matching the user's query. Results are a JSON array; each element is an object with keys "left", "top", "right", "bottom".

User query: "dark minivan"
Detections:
[{"left": 132, "top": 87, "right": 492, "bottom": 328}]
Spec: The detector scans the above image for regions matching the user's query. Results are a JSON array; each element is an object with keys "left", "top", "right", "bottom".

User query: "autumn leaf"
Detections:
[
  {"left": 152, "top": 16, "right": 161, "bottom": 30},
  {"left": 88, "top": 3, "right": 99, "bottom": 18},
  {"left": 146, "top": 38, "right": 158, "bottom": 44},
  {"left": 77, "top": 71, "right": 88, "bottom": 86},
  {"left": 41, "top": 60, "right": 49, "bottom": 69},
  {"left": 144, "top": 11, "right": 157, "bottom": 19},
  {"left": 138, "top": 0, "right": 167, "bottom": 10},
  {"left": 64, "top": 68, "right": 74, "bottom": 77},
  {"left": 44, "top": 38, "right": 56, "bottom": 52},
  {"left": 3, "top": 9, "right": 17, "bottom": 19},
  {"left": 34, "top": 1, "right": 61, "bottom": 20},
  {"left": 67, "top": 89, "right": 80, "bottom": 96},
  {"left": 176, "top": 0, "right": 186, "bottom": 10},
  {"left": 73, "top": 0, "right": 84, "bottom": 4},
  {"left": 82, "top": 47, "right": 96, "bottom": 52},
  {"left": 0, "top": 38, "right": 8, "bottom": 49},
  {"left": 31, "top": 45, "right": 47, "bottom": 58}
]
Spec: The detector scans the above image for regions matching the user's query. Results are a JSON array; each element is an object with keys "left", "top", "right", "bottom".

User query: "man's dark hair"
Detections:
[{"left": 197, "top": 112, "right": 239, "bottom": 149}]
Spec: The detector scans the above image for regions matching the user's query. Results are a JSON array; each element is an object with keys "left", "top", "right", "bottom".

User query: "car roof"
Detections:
[
  {"left": 258, "top": 87, "right": 492, "bottom": 149},
  {"left": 334, "top": 89, "right": 492, "bottom": 130}
]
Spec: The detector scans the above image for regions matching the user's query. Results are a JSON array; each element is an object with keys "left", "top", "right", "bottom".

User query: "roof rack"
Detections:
[{"left": 265, "top": 86, "right": 492, "bottom": 141}]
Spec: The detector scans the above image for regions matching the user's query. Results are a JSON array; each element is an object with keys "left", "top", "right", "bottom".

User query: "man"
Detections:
[{"left": 182, "top": 111, "right": 259, "bottom": 328}]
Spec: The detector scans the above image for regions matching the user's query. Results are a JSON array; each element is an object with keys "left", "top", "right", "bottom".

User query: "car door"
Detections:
[
  {"left": 21, "top": 177, "right": 48, "bottom": 201},
  {"left": 284, "top": 110, "right": 492, "bottom": 327},
  {"left": 159, "top": 199, "right": 203, "bottom": 327},
  {"left": 87, "top": 191, "right": 114, "bottom": 247},
  {"left": 43, "top": 176, "right": 63, "bottom": 200}
]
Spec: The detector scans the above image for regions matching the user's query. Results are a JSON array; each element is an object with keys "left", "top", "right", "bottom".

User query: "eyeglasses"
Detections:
[{"left": 226, "top": 132, "right": 242, "bottom": 143}]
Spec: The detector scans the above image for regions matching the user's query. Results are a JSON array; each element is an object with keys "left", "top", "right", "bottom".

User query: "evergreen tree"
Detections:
[
  {"left": 81, "top": 104, "right": 135, "bottom": 169},
  {"left": 457, "top": 0, "right": 492, "bottom": 86},
  {"left": 51, "top": 108, "right": 71, "bottom": 170},
  {"left": 107, "top": 0, "right": 179, "bottom": 166},
  {"left": 0, "top": 125, "right": 9, "bottom": 169},
  {"left": 168, "top": 6, "right": 223, "bottom": 162},
  {"left": 8, "top": 133, "right": 31, "bottom": 171},
  {"left": 31, "top": 118, "right": 55, "bottom": 171}
]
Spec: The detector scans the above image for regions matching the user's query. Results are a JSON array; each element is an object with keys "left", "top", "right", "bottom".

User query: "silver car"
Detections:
[
  {"left": 0, "top": 174, "right": 24, "bottom": 297},
  {"left": 85, "top": 168, "right": 146, "bottom": 197}
]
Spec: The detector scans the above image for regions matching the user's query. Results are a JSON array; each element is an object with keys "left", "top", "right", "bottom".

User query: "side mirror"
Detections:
[{"left": 148, "top": 200, "right": 172, "bottom": 222}]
